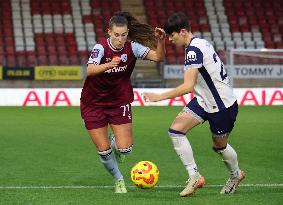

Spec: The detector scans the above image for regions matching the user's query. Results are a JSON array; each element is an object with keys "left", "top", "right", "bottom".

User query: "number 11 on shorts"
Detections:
[{"left": 120, "top": 104, "right": 131, "bottom": 119}]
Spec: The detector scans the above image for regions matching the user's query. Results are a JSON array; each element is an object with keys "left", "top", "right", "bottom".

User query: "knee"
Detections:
[
  {"left": 168, "top": 128, "right": 186, "bottom": 137},
  {"left": 168, "top": 128, "right": 187, "bottom": 148},
  {"left": 212, "top": 134, "right": 228, "bottom": 148},
  {"left": 212, "top": 145, "right": 227, "bottom": 154}
]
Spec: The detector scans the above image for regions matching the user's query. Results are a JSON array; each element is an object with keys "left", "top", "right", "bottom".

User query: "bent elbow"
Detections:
[
  {"left": 183, "top": 83, "right": 194, "bottom": 94},
  {"left": 86, "top": 64, "right": 97, "bottom": 76},
  {"left": 86, "top": 67, "right": 92, "bottom": 76}
]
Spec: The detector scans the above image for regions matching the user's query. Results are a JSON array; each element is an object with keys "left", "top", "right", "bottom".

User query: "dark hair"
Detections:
[
  {"left": 109, "top": 15, "right": 128, "bottom": 28},
  {"left": 164, "top": 12, "right": 191, "bottom": 35},
  {"left": 111, "top": 11, "right": 157, "bottom": 49}
]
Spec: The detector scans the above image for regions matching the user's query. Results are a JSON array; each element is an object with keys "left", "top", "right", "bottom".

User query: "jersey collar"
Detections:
[
  {"left": 107, "top": 38, "right": 124, "bottom": 52},
  {"left": 186, "top": 36, "right": 197, "bottom": 47}
]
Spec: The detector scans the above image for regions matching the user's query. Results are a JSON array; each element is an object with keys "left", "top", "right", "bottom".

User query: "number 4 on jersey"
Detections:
[{"left": 213, "top": 53, "right": 227, "bottom": 81}]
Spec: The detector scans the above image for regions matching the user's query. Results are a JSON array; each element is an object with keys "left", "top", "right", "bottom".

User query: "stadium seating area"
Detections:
[
  {"left": 0, "top": 0, "right": 282, "bottom": 66},
  {"left": 144, "top": 0, "right": 210, "bottom": 64},
  {"left": 0, "top": 0, "right": 120, "bottom": 67},
  {"left": 144, "top": 0, "right": 283, "bottom": 64}
]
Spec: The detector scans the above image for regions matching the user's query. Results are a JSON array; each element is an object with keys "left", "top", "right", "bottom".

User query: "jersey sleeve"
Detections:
[
  {"left": 87, "top": 44, "right": 104, "bottom": 65},
  {"left": 131, "top": 41, "right": 150, "bottom": 59},
  {"left": 184, "top": 46, "right": 204, "bottom": 70}
]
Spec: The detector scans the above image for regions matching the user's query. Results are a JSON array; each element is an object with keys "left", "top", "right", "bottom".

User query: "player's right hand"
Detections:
[
  {"left": 155, "top": 27, "right": 166, "bottom": 40},
  {"left": 143, "top": 92, "right": 163, "bottom": 102},
  {"left": 109, "top": 56, "right": 121, "bottom": 68}
]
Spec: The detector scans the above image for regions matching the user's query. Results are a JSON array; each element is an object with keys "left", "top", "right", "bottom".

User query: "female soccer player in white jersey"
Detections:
[{"left": 143, "top": 12, "right": 245, "bottom": 197}]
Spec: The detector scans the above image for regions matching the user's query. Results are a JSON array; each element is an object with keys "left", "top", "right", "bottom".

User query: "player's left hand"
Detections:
[
  {"left": 154, "top": 27, "right": 166, "bottom": 40},
  {"left": 143, "top": 92, "right": 163, "bottom": 102}
]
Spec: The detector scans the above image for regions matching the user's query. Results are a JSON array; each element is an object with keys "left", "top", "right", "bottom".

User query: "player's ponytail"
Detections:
[{"left": 114, "top": 11, "right": 157, "bottom": 49}]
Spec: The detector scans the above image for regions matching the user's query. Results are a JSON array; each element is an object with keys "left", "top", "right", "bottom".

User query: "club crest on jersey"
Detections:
[
  {"left": 187, "top": 51, "right": 197, "bottom": 61},
  {"left": 121, "top": 54, "right": 127, "bottom": 62},
  {"left": 91, "top": 49, "right": 99, "bottom": 58}
]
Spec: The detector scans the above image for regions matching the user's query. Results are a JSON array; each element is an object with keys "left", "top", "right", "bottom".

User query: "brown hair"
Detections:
[{"left": 113, "top": 11, "right": 157, "bottom": 49}]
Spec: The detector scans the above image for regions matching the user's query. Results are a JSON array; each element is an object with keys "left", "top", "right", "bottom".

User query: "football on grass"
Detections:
[{"left": 131, "top": 161, "right": 159, "bottom": 189}]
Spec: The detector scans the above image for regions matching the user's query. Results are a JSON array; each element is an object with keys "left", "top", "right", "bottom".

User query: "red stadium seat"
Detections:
[
  {"left": 59, "top": 55, "right": 69, "bottom": 65},
  {"left": 45, "top": 36, "right": 55, "bottom": 45},
  {"left": 1, "top": 0, "right": 282, "bottom": 67},
  {"left": 143, "top": 0, "right": 208, "bottom": 63},
  {"left": 276, "top": 42, "right": 283, "bottom": 49},
  {"left": 69, "top": 55, "right": 79, "bottom": 65},
  {"left": 26, "top": 52, "right": 36, "bottom": 66},
  {"left": 7, "top": 56, "right": 17, "bottom": 67},
  {"left": 166, "top": 55, "right": 177, "bottom": 64},
  {"left": 49, "top": 55, "right": 58, "bottom": 65},
  {"left": 57, "top": 46, "right": 67, "bottom": 55},
  {"left": 17, "top": 52, "right": 27, "bottom": 66},
  {"left": 68, "top": 46, "right": 78, "bottom": 55},
  {"left": 0, "top": 55, "right": 4, "bottom": 65},
  {"left": 0, "top": 47, "right": 4, "bottom": 56},
  {"left": 36, "top": 46, "right": 46, "bottom": 55},
  {"left": 37, "top": 55, "right": 48, "bottom": 65},
  {"left": 7, "top": 0, "right": 118, "bottom": 66},
  {"left": 79, "top": 51, "right": 89, "bottom": 64},
  {"left": 47, "top": 46, "right": 57, "bottom": 55},
  {"left": 224, "top": 0, "right": 283, "bottom": 49},
  {"left": 4, "top": 37, "right": 14, "bottom": 46}
]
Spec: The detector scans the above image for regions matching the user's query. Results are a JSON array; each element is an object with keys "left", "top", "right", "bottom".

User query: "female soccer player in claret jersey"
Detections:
[{"left": 80, "top": 11, "right": 165, "bottom": 193}]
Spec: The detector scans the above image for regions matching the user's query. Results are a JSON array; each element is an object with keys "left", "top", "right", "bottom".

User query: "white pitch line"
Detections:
[{"left": 0, "top": 184, "right": 282, "bottom": 189}]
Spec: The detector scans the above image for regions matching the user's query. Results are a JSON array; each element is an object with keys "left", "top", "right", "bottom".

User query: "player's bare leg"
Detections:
[
  {"left": 110, "top": 123, "right": 133, "bottom": 163},
  {"left": 111, "top": 123, "right": 133, "bottom": 148},
  {"left": 88, "top": 126, "right": 110, "bottom": 151}
]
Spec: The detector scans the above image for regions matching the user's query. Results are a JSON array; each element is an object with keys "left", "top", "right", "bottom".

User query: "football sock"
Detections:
[
  {"left": 168, "top": 128, "right": 199, "bottom": 177},
  {"left": 111, "top": 134, "right": 133, "bottom": 155},
  {"left": 117, "top": 144, "right": 133, "bottom": 155},
  {"left": 110, "top": 135, "right": 117, "bottom": 150},
  {"left": 213, "top": 144, "right": 241, "bottom": 177},
  {"left": 98, "top": 148, "right": 123, "bottom": 180}
]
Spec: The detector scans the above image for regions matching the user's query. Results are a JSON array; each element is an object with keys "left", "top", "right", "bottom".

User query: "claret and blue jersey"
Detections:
[{"left": 81, "top": 38, "right": 150, "bottom": 107}]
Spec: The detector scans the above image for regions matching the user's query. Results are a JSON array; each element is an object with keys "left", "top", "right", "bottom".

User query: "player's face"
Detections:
[
  {"left": 168, "top": 30, "right": 186, "bottom": 47},
  {"left": 108, "top": 25, "right": 129, "bottom": 49},
  {"left": 168, "top": 32, "right": 183, "bottom": 47}
]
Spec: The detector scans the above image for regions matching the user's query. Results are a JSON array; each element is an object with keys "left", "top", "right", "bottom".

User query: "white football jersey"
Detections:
[{"left": 184, "top": 37, "right": 237, "bottom": 113}]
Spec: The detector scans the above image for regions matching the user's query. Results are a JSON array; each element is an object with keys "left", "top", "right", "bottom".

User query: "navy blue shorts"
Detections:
[{"left": 185, "top": 97, "right": 238, "bottom": 135}]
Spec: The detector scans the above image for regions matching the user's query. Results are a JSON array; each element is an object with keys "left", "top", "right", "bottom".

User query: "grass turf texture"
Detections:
[{"left": 0, "top": 106, "right": 282, "bottom": 205}]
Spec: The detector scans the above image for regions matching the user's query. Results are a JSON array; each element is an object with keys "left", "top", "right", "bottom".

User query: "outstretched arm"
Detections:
[
  {"left": 145, "top": 28, "right": 166, "bottom": 62},
  {"left": 143, "top": 68, "right": 198, "bottom": 102}
]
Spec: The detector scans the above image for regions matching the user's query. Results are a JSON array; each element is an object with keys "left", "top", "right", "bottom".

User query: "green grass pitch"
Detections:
[{"left": 0, "top": 106, "right": 282, "bottom": 205}]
